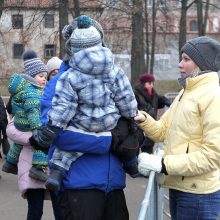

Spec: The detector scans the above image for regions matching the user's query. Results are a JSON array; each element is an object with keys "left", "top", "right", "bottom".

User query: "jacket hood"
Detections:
[
  {"left": 8, "top": 74, "right": 28, "bottom": 95},
  {"left": 69, "top": 46, "right": 114, "bottom": 76},
  {"left": 8, "top": 73, "right": 42, "bottom": 95}
]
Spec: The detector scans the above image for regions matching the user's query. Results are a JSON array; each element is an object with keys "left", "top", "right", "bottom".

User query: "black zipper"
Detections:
[{"left": 182, "top": 143, "right": 189, "bottom": 181}]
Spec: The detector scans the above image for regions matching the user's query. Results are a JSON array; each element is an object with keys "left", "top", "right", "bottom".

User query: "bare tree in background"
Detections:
[
  {"left": 144, "top": 0, "right": 150, "bottom": 72},
  {"left": 197, "top": 0, "right": 209, "bottom": 36},
  {"left": 179, "top": 0, "right": 189, "bottom": 60},
  {"left": 131, "top": 0, "right": 145, "bottom": 85},
  {"left": 149, "top": 0, "right": 157, "bottom": 74},
  {"left": 0, "top": 0, "right": 4, "bottom": 18},
  {"left": 59, "top": 0, "right": 69, "bottom": 58},
  {"left": 73, "top": 0, "right": 80, "bottom": 17}
]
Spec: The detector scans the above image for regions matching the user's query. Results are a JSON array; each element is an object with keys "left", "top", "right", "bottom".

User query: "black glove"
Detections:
[
  {"left": 29, "top": 124, "right": 60, "bottom": 153},
  {"left": 111, "top": 118, "right": 139, "bottom": 158}
]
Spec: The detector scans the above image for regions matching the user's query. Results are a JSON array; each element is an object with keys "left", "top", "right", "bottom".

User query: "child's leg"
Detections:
[
  {"left": 29, "top": 150, "right": 48, "bottom": 182},
  {"left": 2, "top": 143, "right": 22, "bottom": 174},
  {"left": 45, "top": 148, "right": 83, "bottom": 192},
  {"left": 6, "top": 143, "right": 22, "bottom": 165},
  {"left": 111, "top": 118, "right": 140, "bottom": 177}
]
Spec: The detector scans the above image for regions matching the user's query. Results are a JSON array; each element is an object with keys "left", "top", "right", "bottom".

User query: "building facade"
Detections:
[{"left": 0, "top": 0, "right": 220, "bottom": 80}]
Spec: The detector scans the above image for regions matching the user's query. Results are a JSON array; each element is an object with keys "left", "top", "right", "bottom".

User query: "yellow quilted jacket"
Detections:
[{"left": 139, "top": 72, "right": 220, "bottom": 194}]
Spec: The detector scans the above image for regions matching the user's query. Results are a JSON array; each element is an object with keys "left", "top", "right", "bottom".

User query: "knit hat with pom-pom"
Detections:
[
  {"left": 70, "top": 15, "right": 102, "bottom": 53},
  {"left": 24, "top": 58, "right": 48, "bottom": 78},
  {"left": 22, "top": 49, "right": 37, "bottom": 61}
]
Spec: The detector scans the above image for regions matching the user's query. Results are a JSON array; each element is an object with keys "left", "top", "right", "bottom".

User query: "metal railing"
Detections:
[{"left": 137, "top": 144, "right": 170, "bottom": 220}]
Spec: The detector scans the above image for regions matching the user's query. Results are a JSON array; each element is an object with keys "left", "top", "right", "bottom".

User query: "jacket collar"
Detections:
[{"left": 185, "top": 71, "right": 219, "bottom": 90}]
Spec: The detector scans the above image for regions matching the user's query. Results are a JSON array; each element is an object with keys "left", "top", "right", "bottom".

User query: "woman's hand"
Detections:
[{"left": 134, "top": 111, "right": 146, "bottom": 123}]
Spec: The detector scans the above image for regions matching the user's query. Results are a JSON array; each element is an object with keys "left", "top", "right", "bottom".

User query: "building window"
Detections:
[
  {"left": 45, "top": 14, "right": 54, "bottom": 28},
  {"left": 154, "top": 54, "right": 171, "bottom": 71},
  {"left": 44, "top": 44, "right": 55, "bottom": 58},
  {"left": 176, "top": 0, "right": 181, "bottom": 7},
  {"left": 108, "top": 0, "right": 116, "bottom": 6},
  {"left": 12, "top": 15, "right": 23, "bottom": 29},
  {"left": 189, "top": 20, "right": 198, "bottom": 32},
  {"left": 13, "top": 44, "right": 24, "bottom": 58},
  {"left": 212, "top": 17, "right": 219, "bottom": 32},
  {"left": 146, "top": 0, "right": 153, "bottom": 7}
]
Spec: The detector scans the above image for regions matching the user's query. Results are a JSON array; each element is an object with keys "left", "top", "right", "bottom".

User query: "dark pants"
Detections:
[
  {"left": 50, "top": 190, "right": 64, "bottom": 220},
  {"left": 59, "top": 189, "right": 129, "bottom": 220},
  {"left": 169, "top": 189, "right": 220, "bottom": 220},
  {"left": 26, "top": 189, "right": 64, "bottom": 220},
  {"left": 26, "top": 189, "right": 44, "bottom": 220}
]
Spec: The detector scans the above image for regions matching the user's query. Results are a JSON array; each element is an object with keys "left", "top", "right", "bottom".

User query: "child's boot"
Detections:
[
  {"left": 2, "top": 160, "right": 18, "bottom": 175},
  {"left": 29, "top": 165, "right": 48, "bottom": 182},
  {"left": 45, "top": 170, "right": 63, "bottom": 192}
]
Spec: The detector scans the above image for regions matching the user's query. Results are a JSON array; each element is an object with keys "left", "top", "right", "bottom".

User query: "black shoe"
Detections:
[
  {"left": 124, "top": 163, "right": 140, "bottom": 178},
  {"left": 29, "top": 165, "right": 48, "bottom": 182},
  {"left": 2, "top": 161, "right": 18, "bottom": 175},
  {"left": 45, "top": 170, "right": 63, "bottom": 192}
]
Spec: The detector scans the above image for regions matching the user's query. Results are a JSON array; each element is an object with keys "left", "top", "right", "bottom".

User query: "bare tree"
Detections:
[
  {"left": 144, "top": 0, "right": 150, "bottom": 72},
  {"left": 131, "top": 0, "right": 145, "bottom": 85},
  {"left": 149, "top": 0, "right": 157, "bottom": 74},
  {"left": 0, "top": 0, "right": 4, "bottom": 18},
  {"left": 59, "top": 0, "right": 69, "bottom": 58},
  {"left": 73, "top": 0, "right": 80, "bottom": 17},
  {"left": 196, "top": 0, "right": 209, "bottom": 36},
  {"left": 179, "top": 0, "right": 189, "bottom": 59}
]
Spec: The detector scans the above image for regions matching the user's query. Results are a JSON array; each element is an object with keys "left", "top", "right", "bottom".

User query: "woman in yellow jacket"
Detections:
[{"left": 135, "top": 36, "right": 220, "bottom": 220}]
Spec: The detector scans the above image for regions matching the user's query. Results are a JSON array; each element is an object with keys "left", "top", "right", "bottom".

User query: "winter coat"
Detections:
[
  {"left": 48, "top": 46, "right": 137, "bottom": 132},
  {"left": 134, "top": 83, "right": 171, "bottom": 152},
  {"left": 138, "top": 72, "right": 220, "bottom": 194},
  {"left": 42, "top": 61, "right": 126, "bottom": 193},
  {"left": 0, "top": 96, "right": 8, "bottom": 136},
  {"left": 8, "top": 74, "right": 43, "bottom": 131},
  {"left": 6, "top": 118, "right": 49, "bottom": 198},
  {"left": 134, "top": 83, "right": 170, "bottom": 119}
]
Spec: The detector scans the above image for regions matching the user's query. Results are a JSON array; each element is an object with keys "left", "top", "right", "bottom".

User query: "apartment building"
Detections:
[{"left": 0, "top": 0, "right": 220, "bottom": 79}]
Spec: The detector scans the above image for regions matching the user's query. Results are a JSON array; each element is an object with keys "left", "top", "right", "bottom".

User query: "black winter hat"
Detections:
[{"left": 181, "top": 36, "right": 220, "bottom": 72}]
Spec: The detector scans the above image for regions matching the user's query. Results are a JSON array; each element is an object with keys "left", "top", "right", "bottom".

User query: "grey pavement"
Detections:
[{"left": 0, "top": 158, "right": 147, "bottom": 220}]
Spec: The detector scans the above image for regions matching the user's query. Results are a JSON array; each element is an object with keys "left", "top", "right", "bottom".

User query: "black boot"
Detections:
[
  {"left": 29, "top": 165, "right": 48, "bottom": 182},
  {"left": 2, "top": 161, "right": 18, "bottom": 175},
  {"left": 45, "top": 170, "right": 63, "bottom": 192}
]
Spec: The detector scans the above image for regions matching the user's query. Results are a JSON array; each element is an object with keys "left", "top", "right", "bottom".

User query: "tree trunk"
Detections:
[
  {"left": 203, "top": 0, "right": 209, "bottom": 35},
  {"left": 131, "top": 0, "right": 145, "bottom": 85},
  {"left": 144, "top": 0, "right": 150, "bottom": 72},
  {"left": 179, "top": 0, "right": 188, "bottom": 60},
  {"left": 73, "top": 0, "right": 80, "bottom": 17},
  {"left": 197, "top": 0, "right": 203, "bottom": 36},
  {"left": 0, "top": 0, "right": 4, "bottom": 18},
  {"left": 59, "top": 0, "right": 69, "bottom": 58},
  {"left": 150, "top": 0, "right": 157, "bottom": 74}
]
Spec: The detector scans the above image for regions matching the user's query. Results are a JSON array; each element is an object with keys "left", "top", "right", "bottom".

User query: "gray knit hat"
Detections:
[
  {"left": 62, "top": 15, "right": 104, "bottom": 60},
  {"left": 70, "top": 15, "right": 102, "bottom": 53},
  {"left": 24, "top": 58, "right": 48, "bottom": 77},
  {"left": 181, "top": 36, "right": 220, "bottom": 72}
]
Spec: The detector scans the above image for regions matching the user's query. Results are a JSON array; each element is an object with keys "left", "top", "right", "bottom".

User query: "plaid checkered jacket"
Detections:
[{"left": 48, "top": 46, "right": 137, "bottom": 132}]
